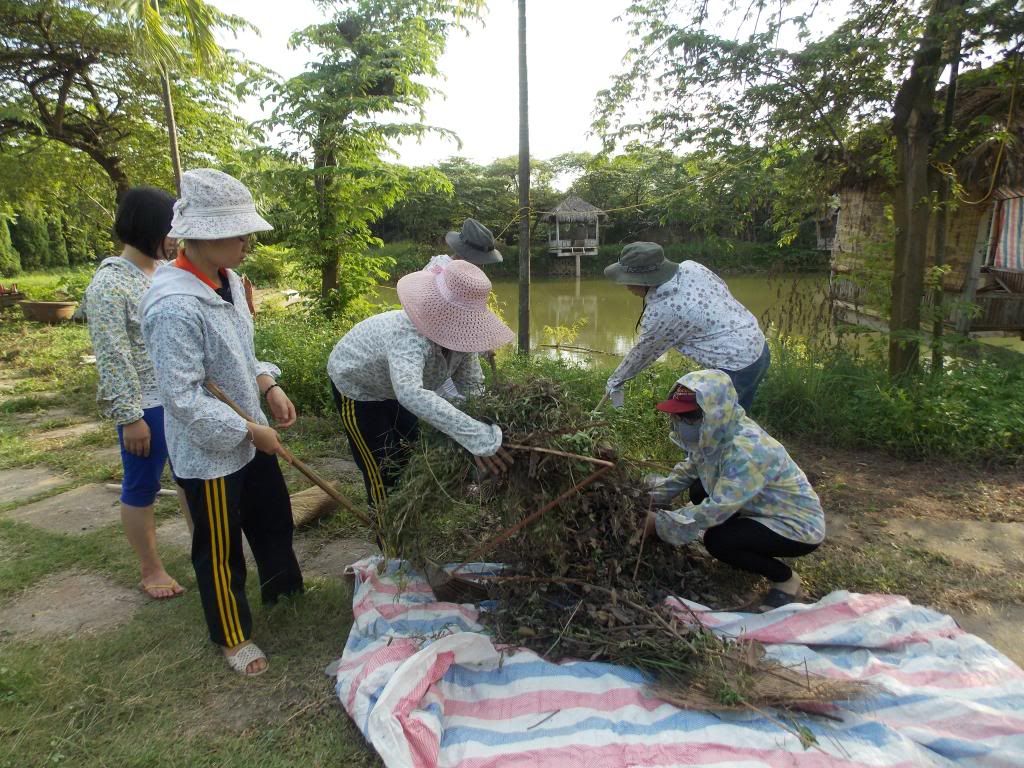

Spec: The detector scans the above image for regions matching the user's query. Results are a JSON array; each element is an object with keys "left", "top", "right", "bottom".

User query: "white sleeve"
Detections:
[{"left": 388, "top": 336, "right": 501, "bottom": 456}]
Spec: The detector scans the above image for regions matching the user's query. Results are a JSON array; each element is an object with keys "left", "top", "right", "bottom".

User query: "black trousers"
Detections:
[
  {"left": 332, "top": 384, "right": 419, "bottom": 508},
  {"left": 176, "top": 451, "right": 304, "bottom": 647},
  {"left": 688, "top": 480, "right": 708, "bottom": 505},
  {"left": 702, "top": 515, "right": 819, "bottom": 583}
]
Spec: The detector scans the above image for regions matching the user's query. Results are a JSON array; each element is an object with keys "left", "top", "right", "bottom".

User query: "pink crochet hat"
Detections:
[{"left": 397, "top": 261, "right": 515, "bottom": 353}]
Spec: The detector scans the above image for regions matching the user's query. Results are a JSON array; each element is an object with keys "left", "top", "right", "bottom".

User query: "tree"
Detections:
[
  {"left": 0, "top": 0, "right": 256, "bottom": 200},
  {"left": 374, "top": 155, "right": 559, "bottom": 245},
  {"left": 269, "top": 0, "right": 483, "bottom": 306},
  {"left": 9, "top": 202, "right": 49, "bottom": 270},
  {"left": 45, "top": 212, "right": 68, "bottom": 267},
  {"left": 596, "top": 0, "right": 1024, "bottom": 376},
  {"left": 109, "top": 0, "right": 245, "bottom": 193},
  {"left": 889, "top": 0, "right": 966, "bottom": 376},
  {"left": 0, "top": 204, "right": 20, "bottom": 276}
]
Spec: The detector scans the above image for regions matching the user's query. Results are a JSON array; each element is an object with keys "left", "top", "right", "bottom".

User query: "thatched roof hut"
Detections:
[
  {"left": 543, "top": 195, "right": 605, "bottom": 224},
  {"left": 831, "top": 63, "right": 1024, "bottom": 334},
  {"left": 542, "top": 196, "right": 606, "bottom": 276}
]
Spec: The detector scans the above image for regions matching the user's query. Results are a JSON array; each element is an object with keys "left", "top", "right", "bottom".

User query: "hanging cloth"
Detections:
[{"left": 992, "top": 196, "right": 1024, "bottom": 272}]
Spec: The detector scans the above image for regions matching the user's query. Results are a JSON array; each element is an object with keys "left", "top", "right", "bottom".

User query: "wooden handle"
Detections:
[
  {"left": 204, "top": 380, "right": 373, "bottom": 527},
  {"left": 591, "top": 393, "right": 609, "bottom": 414}
]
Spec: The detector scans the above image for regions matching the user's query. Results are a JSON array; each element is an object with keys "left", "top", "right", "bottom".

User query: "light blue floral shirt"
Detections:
[
  {"left": 82, "top": 257, "right": 163, "bottom": 425},
  {"left": 647, "top": 369, "right": 825, "bottom": 546}
]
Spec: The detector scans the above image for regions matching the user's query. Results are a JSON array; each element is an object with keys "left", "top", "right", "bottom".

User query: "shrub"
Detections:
[
  {"left": 375, "top": 241, "right": 435, "bottom": 281},
  {"left": 10, "top": 205, "right": 50, "bottom": 270},
  {"left": 253, "top": 310, "right": 347, "bottom": 417},
  {"left": 595, "top": 240, "right": 827, "bottom": 275},
  {"left": 754, "top": 340, "right": 1024, "bottom": 464},
  {"left": 0, "top": 207, "right": 20, "bottom": 276},
  {"left": 236, "top": 243, "right": 294, "bottom": 287}
]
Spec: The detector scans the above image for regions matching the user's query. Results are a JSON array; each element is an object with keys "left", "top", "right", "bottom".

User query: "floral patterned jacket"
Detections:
[
  {"left": 140, "top": 265, "right": 280, "bottom": 480},
  {"left": 82, "top": 257, "right": 162, "bottom": 425},
  {"left": 648, "top": 369, "right": 825, "bottom": 546},
  {"left": 327, "top": 310, "right": 500, "bottom": 456},
  {"left": 606, "top": 261, "right": 765, "bottom": 402}
]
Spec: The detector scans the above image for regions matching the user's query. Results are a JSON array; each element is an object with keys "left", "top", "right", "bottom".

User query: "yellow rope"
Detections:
[{"left": 958, "top": 49, "right": 1022, "bottom": 206}]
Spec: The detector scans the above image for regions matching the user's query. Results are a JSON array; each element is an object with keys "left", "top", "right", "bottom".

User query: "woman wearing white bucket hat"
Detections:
[
  {"left": 327, "top": 260, "right": 516, "bottom": 510},
  {"left": 141, "top": 169, "right": 303, "bottom": 678}
]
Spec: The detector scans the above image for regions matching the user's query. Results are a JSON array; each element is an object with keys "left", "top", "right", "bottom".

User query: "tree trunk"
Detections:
[
  {"left": 161, "top": 67, "right": 183, "bottom": 195},
  {"left": 930, "top": 27, "right": 962, "bottom": 374},
  {"left": 321, "top": 259, "right": 339, "bottom": 302},
  {"left": 888, "top": 0, "right": 962, "bottom": 379},
  {"left": 85, "top": 147, "right": 132, "bottom": 203},
  {"left": 314, "top": 138, "right": 340, "bottom": 301},
  {"left": 152, "top": 0, "right": 182, "bottom": 195},
  {"left": 517, "top": 0, "right": 531, "bottom": 354}
]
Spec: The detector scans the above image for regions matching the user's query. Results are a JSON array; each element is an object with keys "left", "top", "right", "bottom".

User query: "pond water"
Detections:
[
  {"left": 487, "top": 274, "right": 831, "bottom": 367},
  {"left": 377, "top": 272, "right": 1023, "bottom": 365},
  {"left": 379, "top": 274, "right": 830, "bottom": 367}
]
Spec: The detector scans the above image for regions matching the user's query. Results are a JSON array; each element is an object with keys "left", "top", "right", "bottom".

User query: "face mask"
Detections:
[{"left": 671, "top": 418, "right": 702, "bottom": 448}]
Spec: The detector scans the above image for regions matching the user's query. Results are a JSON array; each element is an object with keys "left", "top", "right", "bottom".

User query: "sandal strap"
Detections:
[{"left": 226, "top": 643, "right": 267, "bottom": 675}]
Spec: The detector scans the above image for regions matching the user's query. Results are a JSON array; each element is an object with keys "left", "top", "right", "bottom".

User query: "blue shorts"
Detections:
[{"left": 117, "top": 406, "right": 169, "bottom": 507}]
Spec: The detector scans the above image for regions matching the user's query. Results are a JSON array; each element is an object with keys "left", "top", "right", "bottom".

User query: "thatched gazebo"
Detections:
[
  {"left": 830, "top": 64, "right": 1024, "bottom": 336},
  {"left": 542, "top": 196, "right": 606, "bottom": 277}
]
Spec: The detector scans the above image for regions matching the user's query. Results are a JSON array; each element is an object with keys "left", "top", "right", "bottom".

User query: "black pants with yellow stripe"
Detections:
[
  {"left": 332, "top": 384, "right": 419, "bottom": 509},
  {"left": 176, "top": 451, "right": 304, "bottom": 648}
]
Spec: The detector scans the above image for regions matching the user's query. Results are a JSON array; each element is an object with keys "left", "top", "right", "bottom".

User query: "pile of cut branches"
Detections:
[{"left": 386, "top": 377, "right": 866, "bottom": 718}]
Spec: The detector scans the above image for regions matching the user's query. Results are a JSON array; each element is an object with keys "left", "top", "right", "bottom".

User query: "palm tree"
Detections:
[
  {"left": 110, "top": 0, "right": 226, "bottom": 194},
  {"left": 517, "top": 0, "right": 531, "bottom": 354}
]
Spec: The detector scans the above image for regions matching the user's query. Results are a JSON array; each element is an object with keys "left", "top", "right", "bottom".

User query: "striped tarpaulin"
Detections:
[
  {"left": 334, "top": 558, "right": 1024, "bottom": 767},
  {"left": 993, "top": 196, "right": 1024, "bottom": 272}
]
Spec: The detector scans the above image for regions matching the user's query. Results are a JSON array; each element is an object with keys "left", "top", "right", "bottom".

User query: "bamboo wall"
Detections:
[{"left": 831, "top": 185, "right": 992, "bottom": 292}]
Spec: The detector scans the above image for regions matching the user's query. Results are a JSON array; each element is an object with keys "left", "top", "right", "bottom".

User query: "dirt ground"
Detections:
[
  {"left": 795, "top": 440, "right": 1024, "bottom": 524},
  {"left": 791, "top": 438, "right": 1024, "bottom": 666}
]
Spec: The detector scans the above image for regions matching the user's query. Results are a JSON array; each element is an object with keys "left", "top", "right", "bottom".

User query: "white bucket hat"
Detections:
[
  {"left": 397, "top": 260, "right": 515, "bottom": 353},
  {"left": 168, "top": 168, "right": 272, "bottom": 240}
]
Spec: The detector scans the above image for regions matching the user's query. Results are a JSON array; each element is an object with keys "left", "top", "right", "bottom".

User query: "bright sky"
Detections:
[{"left": 213, "top": 0, "right": 634, "bottom": 167}]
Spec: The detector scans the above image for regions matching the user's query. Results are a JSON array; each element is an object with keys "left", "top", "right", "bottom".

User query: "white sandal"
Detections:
[{"left": 225, "top": 643, "right": 268, "bottom": 677}]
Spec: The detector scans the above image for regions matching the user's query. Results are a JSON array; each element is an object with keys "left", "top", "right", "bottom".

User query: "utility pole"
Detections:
[{"left": 517, "top": 0, "right": 531, "bottom": 354}]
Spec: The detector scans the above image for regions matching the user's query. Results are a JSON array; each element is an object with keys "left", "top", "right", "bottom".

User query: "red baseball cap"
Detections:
[{"left": 655, "top": 387, "right": 701, "bottom": 414}]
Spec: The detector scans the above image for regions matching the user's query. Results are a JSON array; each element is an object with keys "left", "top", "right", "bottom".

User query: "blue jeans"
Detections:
[{"left": 722, "top": 342, "right": 770, "bottom": 413}]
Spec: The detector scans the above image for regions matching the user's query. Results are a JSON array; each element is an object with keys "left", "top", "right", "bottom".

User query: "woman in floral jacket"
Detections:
[
  {"left": 645, "top": 369, "right": 825, "bottom": 611},
  {"left": 83, "top": 186, "right": 184, "bottom": 600}
]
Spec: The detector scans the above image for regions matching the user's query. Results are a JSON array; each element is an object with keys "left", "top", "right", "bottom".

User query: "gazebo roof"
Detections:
[{"left": 542, "top": 196, "right": 606, "bottom": 223}]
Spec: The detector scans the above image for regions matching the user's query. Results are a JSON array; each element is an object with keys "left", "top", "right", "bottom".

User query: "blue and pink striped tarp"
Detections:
[
  {"left": 334, "top": 558, "right": 1024, "bottom": 767},
  {"left": 992, "top": 196, "right": 1024, "bottom": 272}
]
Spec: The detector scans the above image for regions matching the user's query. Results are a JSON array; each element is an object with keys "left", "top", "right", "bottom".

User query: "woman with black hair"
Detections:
[{"left": 82, "top": 186, "right": 184, "bottom": 600}]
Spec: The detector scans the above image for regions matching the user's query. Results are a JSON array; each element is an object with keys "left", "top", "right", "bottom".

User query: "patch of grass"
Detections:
[
  {"left": 4, "top": 266, "right": 95, "bottom": 302},
  {"left": 0, "top": 579, "right": 377, "bottom": 768},
  {"left": 0, "top": 316, "right": 96, "bottom": 402},
  {"left": 0, "top": 395, "right": 60, "bottom": 415}
]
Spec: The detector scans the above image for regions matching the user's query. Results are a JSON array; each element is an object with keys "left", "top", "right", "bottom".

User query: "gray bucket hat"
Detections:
[
  {"left": 445, "top": 218, "right": 503, "bottom": 265},
  {"left": 603, "top": 242, "right": 679, "bottom": 286},
  {"left": 168, "top": 168, "right": 272, "bottom": 240}
]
